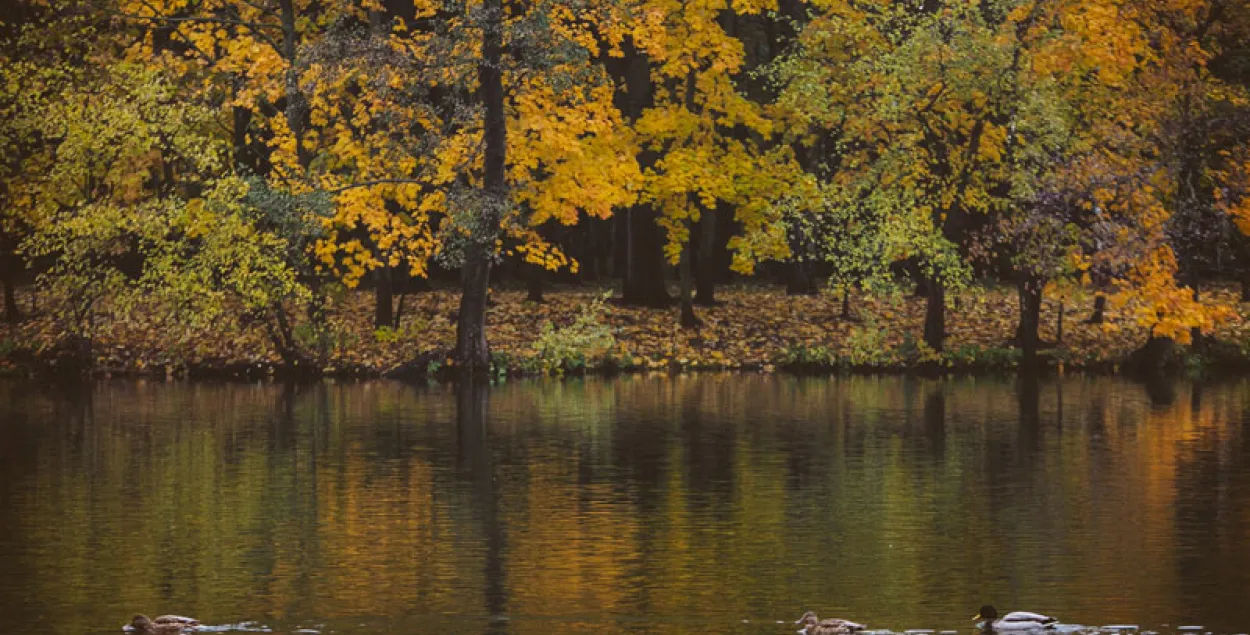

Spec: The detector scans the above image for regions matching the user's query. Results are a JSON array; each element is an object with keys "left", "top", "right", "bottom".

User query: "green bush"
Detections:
[
  {"left": 778, "top": 343, "right": 836, "bottom": 367},
  {"left": 843, "top": 318, "right": 894, "bottom": 367},
  {"left": 941, "top": 344, "right": 1021, "bottom": 370},
  {"left": 532, "top": 293, "right": 616, "bottom": 375},
  {"left": 373, "top": 318, "right": 429, "bottom": 345}
]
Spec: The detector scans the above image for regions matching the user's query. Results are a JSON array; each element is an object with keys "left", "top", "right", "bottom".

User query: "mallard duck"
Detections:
[
  {"left": 125, "top": 615, "right": 200, "bottom": 635},
  {"left": 796, "top": 611, "right": 868, "bottom": 635},
  {"left": 974, "top": 606, "right": 1058, "bottom": 631}
]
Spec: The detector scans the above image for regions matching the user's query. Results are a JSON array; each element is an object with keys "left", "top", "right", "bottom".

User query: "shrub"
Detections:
[
  {"left": 843, "top": 318, "right": 894, "bottom": 367},
  {"left": 778, "top": 343, "right": 836, "bottom": 367},
  {"left": 531, "top": 293, "right": 616, "bottom": 375}
]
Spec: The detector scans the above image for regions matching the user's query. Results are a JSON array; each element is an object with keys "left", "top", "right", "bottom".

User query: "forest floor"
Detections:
[{"left": 3, "top": 282, "right": 1250, "bottom": 378}]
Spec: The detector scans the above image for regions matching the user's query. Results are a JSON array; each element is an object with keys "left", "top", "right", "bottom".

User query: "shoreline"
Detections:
[
  {"left": 3, "top": 285, "right": 1249, "bottom": 382},
  {"left": 3, "top": 343, "right": 1245, "bottom": 382}
]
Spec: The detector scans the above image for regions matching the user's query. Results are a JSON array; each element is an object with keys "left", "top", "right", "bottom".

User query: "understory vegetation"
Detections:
[{"left": 5, "top": 283, "right": 1250, "bottom": 379}]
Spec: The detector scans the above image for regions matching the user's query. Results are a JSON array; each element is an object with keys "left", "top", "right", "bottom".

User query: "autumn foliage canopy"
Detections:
[{"left": 1, "top": 0, "right": 1248, "bottom": 374}]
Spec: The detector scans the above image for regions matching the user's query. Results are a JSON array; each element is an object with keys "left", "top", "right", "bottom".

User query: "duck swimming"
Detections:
[
  {"left": 796, "top": 611, "right": 868, "bottom": 635},
  {"left": 974, "top": 606, "right": 1058, "bottom": 631},
  {"left": 125, "top": 615, "right": 200, "bottom": 635}
]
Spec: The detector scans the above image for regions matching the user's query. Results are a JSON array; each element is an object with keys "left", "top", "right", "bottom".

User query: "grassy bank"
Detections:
[{"left": 3, "top": 283, "right": 1249, "bottom": 379}]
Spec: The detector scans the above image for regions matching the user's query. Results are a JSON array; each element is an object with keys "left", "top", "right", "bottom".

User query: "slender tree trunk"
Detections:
[
  {"left": 393, "top": 291, "right": 407, "bottom": 329},
  {"left": 1056, "top": 298, "right": 1064, "bottom": 344},
  {"left": 231, "top": 104, "right": 254, "bottom": 172},
  {"left": 923, "top": 277, "right": 945, "bottom": 351},
  {"left": 679, "top": 239, "right": 699, "bottom": 329},
  {"left": 609, "top": 215, "right": 625, "bottom": 279},
  {"left": 1087, "top": 294, "right": 1106, "bottom": 324},
  {"left": 1190, "top": 282, "right": 1203, "bottom": 349},
  {"left": 679, "top": 68, "right": 704, "bottom": 324},
  {"left": 786, "top": 261, "right": 818, "bottom": 295},
  {"left": 455, "top": 0, "right": 506, "bottom": 376},
  {"left": 694, "top": 206, "right": 717, "bottom": 305},
  {"left": 526, "top": 263, "right": 545, "bottom": 303},
  {"left": 2, "top": 257, "right": 20, "bottom": 323},
  {"left": 279, "top": 0, "right": 310, "bottom": 170},
  {"left": 457, "top": 257, "right": 494, "bottom": 373},
  {"left": 605, "top": 41, "right": 669, "bottom": 307},
  {"left": 841, "top": 286, "right": 852, "bottom": 320},
  {"left": 265, "top": 303, "right": 301, "bottom": 370},
  {"left": 307, "top": 287, "right": 330, "bottom": 365},
  {"left": 374, "top": 265, "right": 394, "bottom": 328},
  {"left": 1016, "top": 277, "right": 1042, "bottom": 358}
]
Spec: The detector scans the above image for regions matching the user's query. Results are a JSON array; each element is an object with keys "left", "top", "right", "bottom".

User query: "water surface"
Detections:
[{"left": 1, "top": 375, "right": 1248, "bottom": 635}]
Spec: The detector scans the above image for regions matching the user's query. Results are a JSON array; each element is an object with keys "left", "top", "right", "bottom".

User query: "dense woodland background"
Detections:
[{"left": 1, "top": 0, "right": 1249, "bottom": 377}]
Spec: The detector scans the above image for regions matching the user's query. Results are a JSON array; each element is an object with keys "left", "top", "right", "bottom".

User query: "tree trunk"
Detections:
[
  {"left": 1015, "top": 277, "right": 1042, "bottom": 358},
  {"left": 392, "top": 291, "right": 406, "bottom": 329},
  {"left": 1189, "top": 282, "right": 1203, "bottom": 349},
  {"left": 604, "top": 41, "right": 669, "bottom": 307},
  {"left": 910, "top": 259, "right": 930, "bottom": 298},
  {"left": 374, "top": 266, "right": 394, "bottom": 328},
  {"left": 679, "top": 239, "right": 699, "bottom": 329},
  {"left": 264, "top": 303, "right": 302, "bottom": 370},
  {"left": 1242, "top": 271, "right": 1250, "bottom": 302},
  {"left": 1056, "top": 298, "right": 1064, "bottom": 344},
  {"left": 231, "top": 103, "right": 255, "bottom": 173},
  {"left": 1087, "top": 294, "right": 1106, "bottom": 324},
  {"left": 694, "top": 206, "right": 718, "bottom": 305},
  {"left": 786, "top": 261, "right": 818, "bottom": 295},
  {"left": 622, "top": 204, "right": 671, "bottom": 305},
  {"left": 278, "top": 0, "right": 310, "bottom": 170},
  {"left": 306, "top": 286, "right": 330, "bottom": 365},
  {"left": 914, "top": 278, "right": 930, "bottom": 298},
  {"left": 610, "top": 214, "right": 626, "bottom": 280},
  {"left": 841, "top": 286, "right": 851, "bottom": 320},
  {"left": 923, "top": 277, "right": 945, "bottom": 351},
  {"left": 526, "top": 263, "right": 545, "bottom": 303},
  {"left": 457, "top": 256, "right": 494, "bottom": 374},
  {"left": 455, "top": 0, "right": 506, "bottom": 376},
  {"left": 1131, "top": 335, "right": 1177, "bottom": 376},
  {"left": 1, "top": 261, "right": 20, "bottom": 324}
]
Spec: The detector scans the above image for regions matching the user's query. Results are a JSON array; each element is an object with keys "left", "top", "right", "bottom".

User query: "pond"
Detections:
[{"left": 1, "top": 375, "right": 1248, "bottom": 635}]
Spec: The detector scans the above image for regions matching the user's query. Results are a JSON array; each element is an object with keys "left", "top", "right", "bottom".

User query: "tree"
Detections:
[
  {"left": 0, "top": 2, "right": 93, "bottom": 323},
  {"left": 629, "top": 0, "right": 801, "bottom": 328},
  {"left": 19, "top": 61, "right": 311, "bottom": 368},
  {"left": 110, "top": 0, "right": 639, "bottom": 374}
]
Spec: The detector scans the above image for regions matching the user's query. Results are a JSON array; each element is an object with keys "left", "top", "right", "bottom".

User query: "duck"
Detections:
[
  {"left": 125, "top": 615, "right": 200, "bottom": 635},
  {"left": 796, "top": 610, "right": 868, "bottom": 635},
  {"left": 973, "top": 606, "right": 1058, "bottom": 631}
]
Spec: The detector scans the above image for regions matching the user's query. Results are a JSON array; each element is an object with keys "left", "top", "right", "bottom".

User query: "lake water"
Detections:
[{"left": 1, "top": 375, "right": 1249, "bottom": 635}]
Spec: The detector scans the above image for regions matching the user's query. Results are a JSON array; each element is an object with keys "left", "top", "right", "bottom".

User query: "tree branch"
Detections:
[
  {"left": 109, "top": 10, "right": 284, "bottom": 32},
  {"left": 327, "top": 179, "right": 433, "bottom": 194}
]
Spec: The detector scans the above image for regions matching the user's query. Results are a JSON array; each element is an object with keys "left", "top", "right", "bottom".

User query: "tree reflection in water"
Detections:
[{"left": 0, "top": 376, "right": 1248, "bottom": 634}]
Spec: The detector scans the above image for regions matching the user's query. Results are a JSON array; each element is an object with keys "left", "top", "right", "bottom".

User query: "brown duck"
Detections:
[
  {"left": 126, "top": 615, "right": 200, "bottom": 635},
  {"left": 796, "top": 611, "right": 868, "bottom": 635}
]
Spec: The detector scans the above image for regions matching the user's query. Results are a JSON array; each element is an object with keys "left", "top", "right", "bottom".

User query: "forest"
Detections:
[{"left": 1, "top": 0, "right": 1249, "bottom": 378}]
